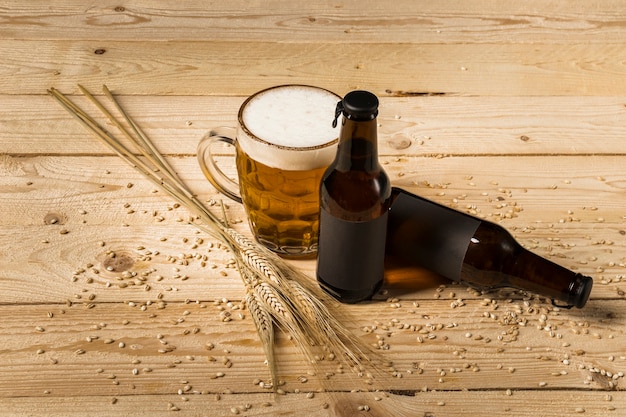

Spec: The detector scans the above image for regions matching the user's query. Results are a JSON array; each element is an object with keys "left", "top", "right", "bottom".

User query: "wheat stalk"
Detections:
[{"left": 48, "top": 85, "right": 381, "bottom": 390}]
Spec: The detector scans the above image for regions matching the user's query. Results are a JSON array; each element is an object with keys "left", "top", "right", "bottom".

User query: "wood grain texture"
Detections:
[
  {"left": 2, "top": 1, "right": 626, "bottom": 97},
  {"left": 3, "top": 95, "right": 626, "bottom": 155},
  {"left": 2, "top": 41, "right": 626, "bottom": 96},
  {"left": 3, "top": 0, "right": 626, "bottom": 44},
  {"left": 2, "top": 1, "right": 626, "bottom": 416},
  {"left": 0, "top": 391, "right": 622, "bottom": 417}
]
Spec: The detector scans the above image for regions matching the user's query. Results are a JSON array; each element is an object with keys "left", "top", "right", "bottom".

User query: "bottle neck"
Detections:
[
  {"left": 505, "top": 248, "right": 592, "bottom": 308},
  {"left": 333, "top": 116, "right": 379, "bottom": 171},
  {"left": 462, "top": 221, "right": 593, "bottom": 308}
]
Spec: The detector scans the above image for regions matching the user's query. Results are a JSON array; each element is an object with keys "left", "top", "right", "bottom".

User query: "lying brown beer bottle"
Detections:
[
  {"left": 317, "top": 90, "right": 391, "bottom": 303},
  {"left": 386, "top": 187, "right": 593, "bottom": 308}
]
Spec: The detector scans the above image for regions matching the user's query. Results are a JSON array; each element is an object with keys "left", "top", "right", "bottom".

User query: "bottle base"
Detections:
[{"left": 317, "top": 277, "right": 383, "bottom": 304}]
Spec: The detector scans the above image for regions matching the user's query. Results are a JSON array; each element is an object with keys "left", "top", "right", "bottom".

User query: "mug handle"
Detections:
[{"left": 197, "top": 127, "right": 243, "bottom": 204}]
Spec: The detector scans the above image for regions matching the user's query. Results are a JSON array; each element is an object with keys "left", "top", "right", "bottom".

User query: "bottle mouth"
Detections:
[{"left": 568, "top": 274, "right": 593, "bottom": 309}]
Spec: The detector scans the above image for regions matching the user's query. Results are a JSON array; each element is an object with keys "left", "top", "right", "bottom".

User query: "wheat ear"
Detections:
[{"left": 244, "top": 291, "right": 276, "bottom": 386}]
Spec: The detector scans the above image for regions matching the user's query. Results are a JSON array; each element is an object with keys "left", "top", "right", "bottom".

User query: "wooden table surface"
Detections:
[{"left": 2, "top": 2, "right": 626, "bottom": 416}]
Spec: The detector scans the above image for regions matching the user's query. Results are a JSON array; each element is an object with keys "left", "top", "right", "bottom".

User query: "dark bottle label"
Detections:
[
  {"left": 317, "top": 208, "right": 388, "bottom": 291},
  {"left": 386, "top": 189, "right": 481, "bottom": 281}
]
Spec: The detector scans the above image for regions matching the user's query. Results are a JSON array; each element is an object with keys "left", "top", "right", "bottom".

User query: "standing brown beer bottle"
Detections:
[
  {"left": 317, "top": 90, "right": 391, "bottom": 303},
  {"left": 386, "top": 187, "right": 593, "bottom": 308}
]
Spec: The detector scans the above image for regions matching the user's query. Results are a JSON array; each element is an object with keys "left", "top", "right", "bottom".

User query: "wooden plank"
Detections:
[
  {"left": 2, "top": 41, "right": 626, "bottom": 96},
  {"left": 0, "top": 391, "right": 623, "bottom": 417},
  {"left": 1, "top": 155, "right": 624, "bottom": 223},
  {"left": 3, "top": 95, "right": 626, "bottom": 156},
  {"left": 3, "top": 0, "right": 626, "bottom": 44}
]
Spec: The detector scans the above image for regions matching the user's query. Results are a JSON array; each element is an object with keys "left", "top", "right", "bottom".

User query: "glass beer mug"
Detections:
[{"left": 197, "top": 85, "right": 340, "bottom": 257}]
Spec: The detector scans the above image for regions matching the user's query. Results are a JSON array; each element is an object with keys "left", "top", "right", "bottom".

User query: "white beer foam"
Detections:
[{"left": 238, "top": 86, "right": 339, "bottom": 170}]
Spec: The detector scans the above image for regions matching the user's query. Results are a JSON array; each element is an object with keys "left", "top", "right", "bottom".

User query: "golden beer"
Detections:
[
  {"left": 236, "top": 144, "right": 328, "bottom": 255},
  {"left": 198, "top": 85, "right": 340, "bottom": 257}
]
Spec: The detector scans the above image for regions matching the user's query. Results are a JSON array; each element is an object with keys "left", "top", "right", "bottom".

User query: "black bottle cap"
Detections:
[
  {"left": 332, "top": 90, "right": 379, "bottom": 127},
  {"left": 342, "top": 90, "right": 379, "bottom": 119}
]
